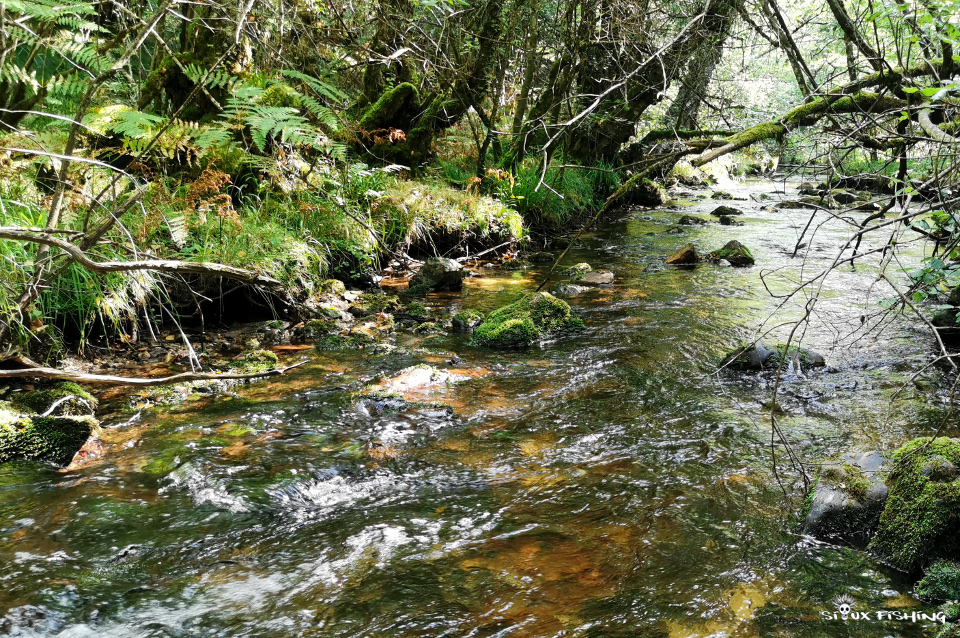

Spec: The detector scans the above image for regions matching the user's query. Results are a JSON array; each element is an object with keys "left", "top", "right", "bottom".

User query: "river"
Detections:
[{"left": 0, "top": 178, "right": 950, "bottom": 637}]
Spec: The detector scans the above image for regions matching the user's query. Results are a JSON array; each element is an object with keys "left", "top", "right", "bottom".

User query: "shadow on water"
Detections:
[{"left": 0, "top": 179, "right": 954, "bottom": 636}]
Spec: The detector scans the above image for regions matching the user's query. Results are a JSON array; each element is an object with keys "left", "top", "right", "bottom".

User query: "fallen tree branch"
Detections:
[
  {"left": 918, "top": 108, "right": 960, "bottom": 144},
  {"left": 0, "top": 360, "right": 309, "bottom": 386},
  {"left": 0, "top": 226, "right": 284, "bottom": 290}
]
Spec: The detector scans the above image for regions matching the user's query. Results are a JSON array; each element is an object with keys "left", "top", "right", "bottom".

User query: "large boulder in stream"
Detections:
[
  {"left": 708, "top": 240, "right": 755, "bottom": 266},
  {"left": 804, "top": 451, "right": 889, "bottom": 544},
  {"left": 721, "top": 342, "right": 825, "bottom": 371},
  {"left": 868, "top": 437, "right": 960, "bottom": 572},
  {"left": 409, "top": 257, "right": 466, "bottom": 292},
  {"left": 0, "top": 387, "right": 100, "bottom": 467},
  {"left": 471, "top": 292, "right": 584, "bottom": 348}
]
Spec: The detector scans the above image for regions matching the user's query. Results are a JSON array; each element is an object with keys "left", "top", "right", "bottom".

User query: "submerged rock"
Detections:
[
  {"left": 804, "top": 451, "right": 889, "bottom": 544},
  {"left": 409, "top": 257, "right": 466, "bottom": 292},
  {"left": 471, "top": 292, "right": 584, "bottom": 348},
  {"left": 721, "top": 342, "right": 825, "bottom": 371},
  {"left": 665, "top": 243, "right": 702, "bottom": 265},
  {"left": 355, "top": 365, "right": 460, "bottom": 416},
  {"left": 708, "top": 240, "right": 754, "bottom": 266},
  {"left": 869, "top": 437, "right": 960, "bottom": 572}
]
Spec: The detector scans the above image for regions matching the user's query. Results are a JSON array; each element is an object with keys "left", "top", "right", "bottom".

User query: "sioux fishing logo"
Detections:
[
  {"left": 834, "top": 594, "right": 855, "bottom": 620},
  {"left": 820, "top": 593, "right": 946, "bottom": 624}
]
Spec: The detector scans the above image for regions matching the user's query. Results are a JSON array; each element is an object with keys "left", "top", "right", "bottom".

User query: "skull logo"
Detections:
[{"left": 833, "top": 594, "right": 855, "bottom": 619}]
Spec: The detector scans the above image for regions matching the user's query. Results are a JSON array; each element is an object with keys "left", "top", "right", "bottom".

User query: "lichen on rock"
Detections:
[{"left": 471, "top": 292, "right": 584, "bottom": 348}]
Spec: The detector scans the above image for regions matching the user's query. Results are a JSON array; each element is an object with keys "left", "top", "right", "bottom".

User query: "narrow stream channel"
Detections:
[{"left": 0, "top": 178, "right": 951, "bottom": 637}]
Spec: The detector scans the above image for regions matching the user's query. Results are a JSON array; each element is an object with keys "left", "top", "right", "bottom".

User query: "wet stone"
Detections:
[
  {"left": 804, "top": 451, "right": 890, "bottom": 544},
  {"left": 665, "top": 244, "right": 702, "bottom": 265},
  {"left": 711, "top": 205, "right": 743, "bottom": 216},
  {"left": 576, "top": 271, "right": 614, "bottom": 286}
]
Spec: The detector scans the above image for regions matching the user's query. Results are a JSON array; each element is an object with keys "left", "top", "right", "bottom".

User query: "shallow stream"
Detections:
[{"left": 1, "top": 178, "right": 954, "bottom": 637}]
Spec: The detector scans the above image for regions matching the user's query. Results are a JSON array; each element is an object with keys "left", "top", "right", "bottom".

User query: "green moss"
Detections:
[
  {"left": 358, "top": 82, "right": 419, "bottom": 130},
  {"left": 318, "top": 279, "right": 347, "bottom": 297},
  {"left": 258, "top": 83, "right": 300, "bottom": 108},
  {"left": 11, "top": 382, "right": 98, "bottom": 415},
  {"left": 315, "top": 332, "right": 375, "bottom": 351},
  {"left": 0, "top": 413, "right": 99, "bottom": 466},
  {"left": 708, "top": 240, "right": 754, "bottom": 267},
  {"left": 917, "top": 561, "right": 960, "bottom": 601},
  {"left": 562, "top": 263, "right": 592, "bottom": 277},
  {"left": 349, "top": 293, "right": 400, "bottom": 317},
  {"left": 869, "top": 437, "right": 960, "bottom": 572},
  {"left": 298, "top": 318, "right": 339, "bottom": 340},
  {"left": 229, "top": 350, "right": 278, "bottom": 374},
  {"left": 471, "top": 292, "right": 584, "bottom": 348},
  {"left": 407, "top": 302, "right": 428, "bottom": 316},
  {"left": 842, "top": 463, "right": 871, "bottom": 501},
  {"left": 407, "top": 281, "right": 432, "bottom": 296},
  {"left": 941, "top": 602, "right": 960, "bottom": 622}
]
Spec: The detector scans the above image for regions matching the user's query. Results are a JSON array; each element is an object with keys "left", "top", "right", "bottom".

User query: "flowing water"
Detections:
[{"left": 0, "top": 179, "right": 954, "bottom": 637}]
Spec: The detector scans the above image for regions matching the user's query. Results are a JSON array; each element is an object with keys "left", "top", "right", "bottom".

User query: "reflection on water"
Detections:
[{"left": 0, "top": 179, "right": 949, "bottom": 636}]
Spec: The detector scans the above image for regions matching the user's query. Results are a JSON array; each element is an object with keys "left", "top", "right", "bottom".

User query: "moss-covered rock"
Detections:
[
  {"left": 471, "top": 292, "right": 584, "bottom": 348},
  {"left": 620, "top": 178, "right": 666, "bottom": 207},
  {"left": 709, "top": 240, "right": 755, "bottom": 266},
  {"left": 0, "top": 401, "right": 99, "bottom": 466},
  {"left": 917, "top": 561, "right": 960, "bottom": 602},
  {"left": 348, "top": 292, "right": 401, "bottom": 317},
  {"left": 710, "top": 205, "right": 743, "bottom": 216},
  {"left": 561, "top": 263, "right": 592, "bottom": 277},
  {"left": 292, "top": 318, "right": 342, "bottom": 342},
  {"left": 315, "top": 331, "right": 376, "bottom": 351},
  {"left": 803, "top": 451, "right": 889, "bottom": 544},
  {"left": 229, "top": 350, "right": 278, "bottom": 374},
  {"left": 678, "top": 215, "right": 708, "bottom": 225},
  {"left": 409, "top": 257, "right": 466, "bottom": 292},
  {"left": 11, "top": 382, "right": 97, "bottom": 416},
  {"left": 869, "top": 437, "right": 960, "bottom": 572},
  {"left": 317, "top": 279, "right": 347, "bottom": 297},
  {"left": 452, "top": 309, "right": 483, "bottom": 333}
]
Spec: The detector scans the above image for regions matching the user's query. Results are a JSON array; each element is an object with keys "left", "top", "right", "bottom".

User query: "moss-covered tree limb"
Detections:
[{"left": 693, "top": 92, "right": 907, "bottom": 166}]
